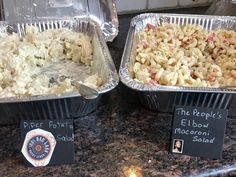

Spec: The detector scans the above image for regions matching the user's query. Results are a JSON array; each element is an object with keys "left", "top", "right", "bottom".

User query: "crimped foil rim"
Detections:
[{"left": 1, "top": 0, "right": 119, "bottom": 42}]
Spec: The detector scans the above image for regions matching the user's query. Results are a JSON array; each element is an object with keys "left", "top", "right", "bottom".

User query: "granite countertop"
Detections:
[{"left": 1, "top": 6, "right": 236, "bottom": 177}]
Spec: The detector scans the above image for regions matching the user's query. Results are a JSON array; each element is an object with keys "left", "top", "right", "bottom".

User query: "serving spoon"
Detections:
[
  {"left": 70, "top": 80, "right": 99, "bottom": 99},
  {"left": 48, "top": 75, "right": 99, "bottom": 100},
  {"left": 35, "top": 61, "right": 99, "bottom": 100}
]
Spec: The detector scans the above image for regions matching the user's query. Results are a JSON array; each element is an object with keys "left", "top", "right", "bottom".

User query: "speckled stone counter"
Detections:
[{"left": 1, "top": 6, "right": 236, "bottom": 177}]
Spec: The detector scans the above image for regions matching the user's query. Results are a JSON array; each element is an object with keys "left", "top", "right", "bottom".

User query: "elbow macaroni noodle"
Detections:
[{"left": 133, "top": 23, "right": 236, "bottom": 87}]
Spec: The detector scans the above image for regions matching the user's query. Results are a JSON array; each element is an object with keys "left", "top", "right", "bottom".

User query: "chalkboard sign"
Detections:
[
  {"left": 171, "top": 106, "right": 228, "bottom": 159},
  {"left": 21, "top": 119, "right": 74, "bottom": 167}
]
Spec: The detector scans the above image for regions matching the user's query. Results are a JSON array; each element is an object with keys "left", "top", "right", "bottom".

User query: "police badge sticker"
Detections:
[{"left": 21, "top": 128, "right": 56, "bottom": 167}]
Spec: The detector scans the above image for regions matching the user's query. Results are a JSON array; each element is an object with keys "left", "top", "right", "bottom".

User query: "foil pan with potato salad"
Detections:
[
  {"left": 0, "top": 19, "right": 119, "bottom": 124},
  {"left": 0, "top": 0, "right": 119, "bottom": 124}
]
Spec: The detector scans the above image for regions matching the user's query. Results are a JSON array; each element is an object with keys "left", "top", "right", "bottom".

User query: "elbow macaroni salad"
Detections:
[
  {"left": 133, "top": 23, "right": 236, "bottom": 87},
  {"left": 0, "top": 26, "right": 102, "bottom": 98}
]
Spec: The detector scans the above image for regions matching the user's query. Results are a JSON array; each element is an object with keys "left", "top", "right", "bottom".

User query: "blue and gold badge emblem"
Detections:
[{"left": 22, "top": 128, "right": 56, "bottom": 167}]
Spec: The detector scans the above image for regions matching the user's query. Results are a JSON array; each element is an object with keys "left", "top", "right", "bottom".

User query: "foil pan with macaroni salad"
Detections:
[{"left": 119, "top": 13, "right": 236, "bottom": 116}]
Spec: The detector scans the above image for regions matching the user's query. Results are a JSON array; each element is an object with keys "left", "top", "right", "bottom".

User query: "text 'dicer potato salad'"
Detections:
[{"left": 133, "top": 23, "right": 236, "bottom": 87}]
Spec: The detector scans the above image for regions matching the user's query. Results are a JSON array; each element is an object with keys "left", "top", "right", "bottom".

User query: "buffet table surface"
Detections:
[{"left": 1, "top": 6, "right": 236, "bottom": 177}]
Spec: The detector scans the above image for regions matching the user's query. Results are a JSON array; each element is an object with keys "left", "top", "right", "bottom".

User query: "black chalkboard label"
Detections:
[
  {"left": 171, "top": 106, "right": 228, "bottom": 159},
  {"left": 20, "top": 119, "right": 74, "bottom": 167}
]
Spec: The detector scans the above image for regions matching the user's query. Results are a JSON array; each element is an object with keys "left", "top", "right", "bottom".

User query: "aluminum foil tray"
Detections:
[
  {"left": 119, "top": 13, "right": 236, "bottom": 116},
  {"left": 0, "top": 18, "right": 119, "bottom": 124},
  {"left": 1, "top": 0, "right": 119, "bottom": 42}
]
